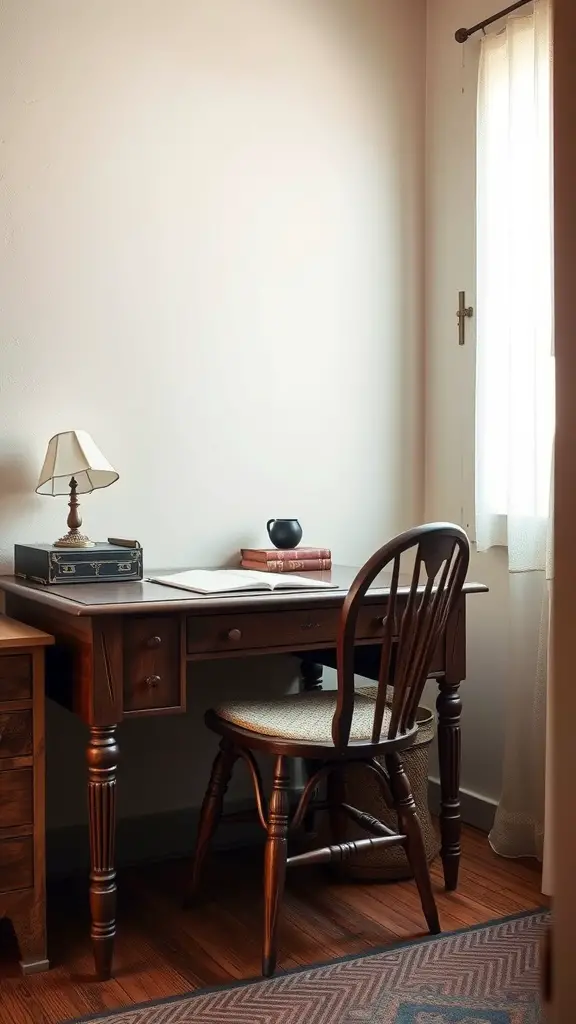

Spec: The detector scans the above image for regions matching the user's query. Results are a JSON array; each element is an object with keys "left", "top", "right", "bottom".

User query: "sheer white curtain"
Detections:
[{"left": 475, "top": 0, "right": 554, "bottom": 886}]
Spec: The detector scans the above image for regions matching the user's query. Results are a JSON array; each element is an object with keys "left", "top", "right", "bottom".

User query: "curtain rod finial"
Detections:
[{"left": 455, "top": 27, "right": 469, "bottom": 43}]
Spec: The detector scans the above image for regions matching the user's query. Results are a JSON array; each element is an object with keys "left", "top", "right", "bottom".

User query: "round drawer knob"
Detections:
[
  {"left": 228, "top": 628, "right": 242, "bottom": 642},
  {"left": 146, "top": 674, "right": 161, "bottom": 688},
  {"left": 147, "top": 636, "right": 162, "bottom": 648}
]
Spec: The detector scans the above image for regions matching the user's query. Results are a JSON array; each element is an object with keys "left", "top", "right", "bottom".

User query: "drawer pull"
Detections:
[
  {"left": 227, "top": 629, "right": 242, "bottom": 642},
  {"left": 301, "top": 621, "right": 321, "bottom": 631},
  {"left": 147, "top": 636, "right": 163, "bottom": 649},
  {"left": 146, "top": 674, "right": 161, "bottom": 688}
]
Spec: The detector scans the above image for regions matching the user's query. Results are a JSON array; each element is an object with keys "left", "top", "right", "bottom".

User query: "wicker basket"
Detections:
[{"left": 322, "top": 688, "right": 439, "bottom": 881}]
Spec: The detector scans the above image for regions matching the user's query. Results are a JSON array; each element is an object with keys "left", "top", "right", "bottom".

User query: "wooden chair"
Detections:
[{"left": 190, "top": 523, "right": 470, "bottom": 977}]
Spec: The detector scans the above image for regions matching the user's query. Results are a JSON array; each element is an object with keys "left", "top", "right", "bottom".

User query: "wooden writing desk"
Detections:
[{"left": 0, "top": 567, "right": 487, "bottom": 980}]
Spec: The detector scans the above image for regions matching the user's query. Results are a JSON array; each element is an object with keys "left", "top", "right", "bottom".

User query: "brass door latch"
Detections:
[{"left": 457, "top": 291, "right": 474, "bottom": 346}]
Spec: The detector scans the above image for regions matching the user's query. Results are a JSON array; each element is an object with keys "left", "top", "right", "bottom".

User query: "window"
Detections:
[{"left": 475, "top": 0, "right": 554, "bottom": 567}]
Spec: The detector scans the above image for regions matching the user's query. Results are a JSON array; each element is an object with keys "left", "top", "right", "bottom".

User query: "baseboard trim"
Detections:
[{"left": 428, "top": 778, "right": 498, "bottom": 834}]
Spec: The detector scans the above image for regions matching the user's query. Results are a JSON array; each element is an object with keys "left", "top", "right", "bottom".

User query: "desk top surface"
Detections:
[{"left": 0, "top": 566, "right": 488, "bottom": 618}]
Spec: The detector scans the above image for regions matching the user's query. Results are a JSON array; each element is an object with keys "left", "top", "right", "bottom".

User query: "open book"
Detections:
[{"left": 147, "top": 569, "right": 337, "bottom": 595}]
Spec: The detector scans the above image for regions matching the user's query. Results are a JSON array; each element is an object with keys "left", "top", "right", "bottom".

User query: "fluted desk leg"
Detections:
[{"left": 87, "top": 725, "right": 118, "bottom": 980}]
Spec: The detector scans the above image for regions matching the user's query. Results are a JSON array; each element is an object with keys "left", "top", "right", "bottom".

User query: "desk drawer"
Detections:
[
  {"left": 356, "top": 604, "right": 395, "bottom": 641},
  {"left": 186, "top": 603, "right": 393, "bottom": 656},
  {"left": 0, "top": 711, "right": 32, "bottom": 759},
  {"left": 0, "top": 655, "right": 32, "bottom": 702},
  {"left": 0, "top": 836, "right": 34, "bottom": 893},
  {"left": 0, "top": 769, "right": 33, "bottom": 829},
  {"left": 123, "top": 616, "right": 183, "bottom": 713},
  {"left": 186, "top": 607, "right": 338, "bottom": 655}
]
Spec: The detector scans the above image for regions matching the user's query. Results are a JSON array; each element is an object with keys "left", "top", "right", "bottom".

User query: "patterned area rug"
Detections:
[{"left": 71, "top": 910, "right": 547, "bottom": 1024}]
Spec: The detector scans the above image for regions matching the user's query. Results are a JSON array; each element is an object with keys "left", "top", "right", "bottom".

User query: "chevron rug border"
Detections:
[{"left": 68, "top": 909, "right": 548, "bottom": 1024}]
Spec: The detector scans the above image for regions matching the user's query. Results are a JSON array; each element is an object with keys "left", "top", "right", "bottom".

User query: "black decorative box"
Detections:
[{"left": 14, "top": 543, "right": 143, "bottom": 585}]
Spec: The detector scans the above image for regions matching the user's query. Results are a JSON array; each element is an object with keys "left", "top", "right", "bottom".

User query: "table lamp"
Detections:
[{"left": 36, "top": 430, "right": 119, "bottom": 548}]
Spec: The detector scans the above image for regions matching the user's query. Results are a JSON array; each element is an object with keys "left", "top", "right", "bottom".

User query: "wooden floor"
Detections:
[{"left": 0, "top": 826, "right": 543, "bottom": 1024}]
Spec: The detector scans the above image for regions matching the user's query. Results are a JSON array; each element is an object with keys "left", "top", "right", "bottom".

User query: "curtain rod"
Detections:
[{"left": 455, "top": 0, "right": 533, "bottom": 43}]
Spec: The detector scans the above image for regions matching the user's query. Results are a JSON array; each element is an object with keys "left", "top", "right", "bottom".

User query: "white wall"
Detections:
[
  {"left": 425, "top": 0, "right": 513, "bottom": 811},
  {"left": 0, "top": 0, "right": 426, "bottom": 828}
]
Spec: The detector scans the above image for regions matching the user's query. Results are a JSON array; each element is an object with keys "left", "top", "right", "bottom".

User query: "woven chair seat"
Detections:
[{"left": 214, "top": 690, "right": 399, "bottom": 744}]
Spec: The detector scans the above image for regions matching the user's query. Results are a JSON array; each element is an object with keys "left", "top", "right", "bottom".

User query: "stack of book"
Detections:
[{"left": 240, "top": 546, "right": 332, "bottom": 572}]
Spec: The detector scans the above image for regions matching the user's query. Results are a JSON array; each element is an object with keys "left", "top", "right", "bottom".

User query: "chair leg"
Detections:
[
  {"left": 385, "top": 751, "right": 440, "bottom": 935},
  {"left": 326, "top": 764, "right": 348, "bottom": 848},
  {"left": 303, "top": 758, "right": 318, "bottom": 834},
  {"left": 263, "top": 755, "right": 290, "bottom": 977},
  {"left": 189, "top": 739, "right": 238, "bottom": 900}
]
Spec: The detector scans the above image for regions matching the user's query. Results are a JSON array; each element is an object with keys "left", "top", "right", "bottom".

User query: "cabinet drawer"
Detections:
[
  {"left": 0, "top": 655, "right": 32, "bottom": 701},
  {"left": 123, "top": 616, "right": 183, "bottom": 713},
  {"left": 0, "top": 769, "right": 33, "bottom": 828},
  {"left": 0, "top": 710, "right": 32, "bottom": 759},
  {"left": 0, "top": 836, "right": 33, "bottom": 893}
]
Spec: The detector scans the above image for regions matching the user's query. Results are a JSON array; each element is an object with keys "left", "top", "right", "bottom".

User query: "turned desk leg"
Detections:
[
  {"left": 87, "top": 725, "right": 118, "bottom": 980},
  {"left": 436, "top": 681, "right": 462, "bottom": 891}
]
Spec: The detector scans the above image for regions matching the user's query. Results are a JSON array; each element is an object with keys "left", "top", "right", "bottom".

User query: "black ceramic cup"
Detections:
[{"left": 266, "top": 519, "right": 303, "bottom": 549}]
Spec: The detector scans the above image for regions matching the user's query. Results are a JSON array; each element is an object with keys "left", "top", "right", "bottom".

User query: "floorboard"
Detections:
[{"left": 0, "top": 826, "right": 544, "bottom": 1024}]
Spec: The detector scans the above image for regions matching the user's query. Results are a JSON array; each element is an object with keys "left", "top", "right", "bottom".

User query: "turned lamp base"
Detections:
[
  {"left": 53, "top": 532, "right": 95, "bottom": 549},
  {"left": 53, "top": 476, "right": 96, "bottom": 549}
]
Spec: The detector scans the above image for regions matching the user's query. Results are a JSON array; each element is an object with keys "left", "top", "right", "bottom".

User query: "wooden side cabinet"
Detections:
[{"left": 0, "top": 616, "right": 53, "bottom": 974}]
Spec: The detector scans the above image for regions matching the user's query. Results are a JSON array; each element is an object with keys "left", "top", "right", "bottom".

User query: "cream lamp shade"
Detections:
[
  {"left": 37, "top": 430, "right": 118, "bottom": 495},
  {"left": 36, "top": 430, "right": 119, "bottom": 547}
]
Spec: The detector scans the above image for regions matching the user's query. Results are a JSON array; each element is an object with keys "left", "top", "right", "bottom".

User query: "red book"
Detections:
[
  {"left": 241, "top": 547, "right": 331, "bottom": 562},
  {"left": 241, "top": 558, "right": 332, "bottom": 573}
]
